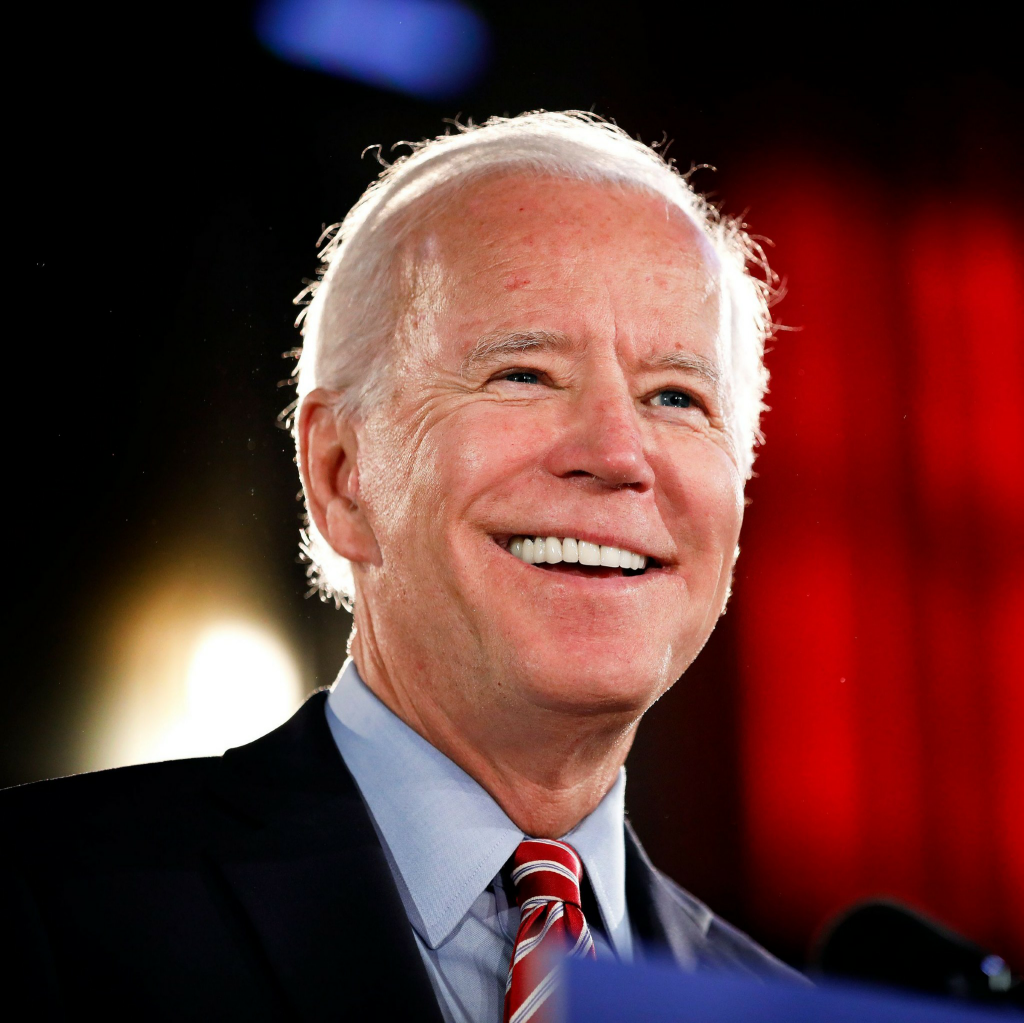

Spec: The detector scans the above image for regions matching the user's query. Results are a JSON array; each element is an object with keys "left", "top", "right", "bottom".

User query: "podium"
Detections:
[{"left": 563, "top": 958, "right": 1019, "bottom": 1022}]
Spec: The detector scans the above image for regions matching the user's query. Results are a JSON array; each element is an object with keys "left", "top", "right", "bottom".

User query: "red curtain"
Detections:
[{"left": 732, "top": 162, "right": 1024, "bottom": 965}]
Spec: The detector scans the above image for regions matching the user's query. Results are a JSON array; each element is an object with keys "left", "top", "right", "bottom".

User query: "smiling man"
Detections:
[{"left": 3, "top": 112, "right": 799, "bottom": 1019}]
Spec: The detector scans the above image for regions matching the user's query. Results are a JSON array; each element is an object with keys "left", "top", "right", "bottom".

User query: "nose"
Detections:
[{"left": 545, "top": 378, "right": 655, "bottom": 490}]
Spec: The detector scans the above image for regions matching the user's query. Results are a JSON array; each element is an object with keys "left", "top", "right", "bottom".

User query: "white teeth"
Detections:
[
  {"left": 507, "top": 535, "right": 650, "bottom": 573},
  {"left": 600, "top": 545, "right": 621, "bottom": 568},
  {"left": 544, "top": 537, "right": 563, "bottom": 564}
]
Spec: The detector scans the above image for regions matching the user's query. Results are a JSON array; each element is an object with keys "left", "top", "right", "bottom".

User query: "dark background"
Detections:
[{"left": 7, "top": 1, "right": 1023, "bottom": 969}]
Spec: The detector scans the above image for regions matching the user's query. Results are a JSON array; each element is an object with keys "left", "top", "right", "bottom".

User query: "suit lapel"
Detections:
[
  {"left": 206, "top": 692, "right": 444, "bottom": 1022},
  {"left": 625, "top": 823, "right": 807, "bottom": 984},
  {"left": 626, "top": 821, "right": 719, "bottom": 971}
]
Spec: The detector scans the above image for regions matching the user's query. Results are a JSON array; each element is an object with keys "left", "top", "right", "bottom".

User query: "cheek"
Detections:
[
  {"left": 443, "top": 416, "right": 521, "bottom": 480},
  {"left": 366, "top": 404, "right": 539, "bottom": 544},
  {"left": 659, "top": 441, "right": 744, "bottom": 558},
  {"left": 430, "top": 408, "right": 551, "bottom": 521}
]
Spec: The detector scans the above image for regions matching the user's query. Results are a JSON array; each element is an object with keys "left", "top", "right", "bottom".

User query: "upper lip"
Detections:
[{"left": 493, "top": 530, "right": 668, "bottom": 563}]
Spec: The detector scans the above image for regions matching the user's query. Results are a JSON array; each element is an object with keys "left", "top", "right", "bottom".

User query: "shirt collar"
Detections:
[
  {"left": 565, "top": 767, "right": 630, "bottom": 957},
  {"left": 324, "top": 659, "right": 630, "bottom": 956}
]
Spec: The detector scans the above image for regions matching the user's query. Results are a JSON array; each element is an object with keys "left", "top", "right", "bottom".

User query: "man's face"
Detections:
[{"left": 353, "top": 175, "right": 744, "bottom": 721}]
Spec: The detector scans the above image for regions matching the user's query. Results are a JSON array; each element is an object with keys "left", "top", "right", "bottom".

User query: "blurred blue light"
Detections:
[
  {"left": 980, "top": 954, "right": 1007, "bottom": 978},
  {"left": 254, "top": 0, "right": 490, "bottom": 100}
]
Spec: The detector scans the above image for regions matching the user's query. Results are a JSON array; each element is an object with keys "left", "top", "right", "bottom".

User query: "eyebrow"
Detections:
[
  {"left": 460, "top": 328, "right": 723, "bottom": 391},
  {"left": 460, "top": 329, "right": 576, "bottom": 375},
  {"left": 644, "top": 350, "right": 722, "bottom": 387}
]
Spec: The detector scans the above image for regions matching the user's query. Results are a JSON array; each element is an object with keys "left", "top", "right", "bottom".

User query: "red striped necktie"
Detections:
[{"left": 503, "top": 838, "right": 597, "bottom": 1023}]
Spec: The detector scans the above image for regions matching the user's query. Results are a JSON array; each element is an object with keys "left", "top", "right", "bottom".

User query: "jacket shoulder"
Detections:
[
  {"left": 625, "top": 822, "right": 805, "bottom": 984},
  {"left": 1, "top": 758, "right": 221, "bottom": 864},
  {"left": 2, "top": 757, "right": 217, "bottom": 808},
  {"left": 654, "top": 867, "right": 808, "bottom": 984},
  {"left": 1, "top": 693, "right": 339, "bottom": 866}
]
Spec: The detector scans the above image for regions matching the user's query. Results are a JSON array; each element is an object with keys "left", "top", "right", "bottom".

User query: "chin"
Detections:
[{"left": 502, "top": 637, "right": 674, "bottom": 717}]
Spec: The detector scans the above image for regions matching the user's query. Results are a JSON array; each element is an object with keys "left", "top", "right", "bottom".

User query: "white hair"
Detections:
[{"left": 291, "top": 110, "right": 776, "bottom": 605}]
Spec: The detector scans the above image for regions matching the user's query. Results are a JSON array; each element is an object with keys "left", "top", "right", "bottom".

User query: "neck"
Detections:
[{"left": 349, "top": 621, "right": 638, "bottom": 839}]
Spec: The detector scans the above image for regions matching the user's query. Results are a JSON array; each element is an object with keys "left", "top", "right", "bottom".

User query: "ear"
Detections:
[{"left": 297, "top": 388, "right": 381, "bottom": 566}]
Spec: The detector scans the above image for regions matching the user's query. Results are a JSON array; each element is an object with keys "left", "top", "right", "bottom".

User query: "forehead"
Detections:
[{"left": 400, "top": 174, "right": 722, "bottom": 361}]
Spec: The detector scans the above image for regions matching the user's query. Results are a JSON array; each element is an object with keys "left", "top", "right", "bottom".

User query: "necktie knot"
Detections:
[{"left": 511, "top": 838, "right": 584, "bottom": 910}]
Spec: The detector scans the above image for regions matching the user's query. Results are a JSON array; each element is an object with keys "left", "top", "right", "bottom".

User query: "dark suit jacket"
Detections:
[{"left": 2, "top": 691, "right": 799, "bottom": 1019}]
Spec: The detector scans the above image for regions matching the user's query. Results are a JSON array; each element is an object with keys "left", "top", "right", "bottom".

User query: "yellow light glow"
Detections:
[
  {"left": 80, "top": 597, "right": 305, "bottom": 772},
  {"left": 153, "top": 622, "right": 304, "bottom": 761}
]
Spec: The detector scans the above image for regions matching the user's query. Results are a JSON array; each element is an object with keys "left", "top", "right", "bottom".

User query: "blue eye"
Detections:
[
  {"left": 503, "top": 371, "right": 540, "bottom": 384},
  {"left": 652, "top": 390, "right": 693, "bottom": 409}
]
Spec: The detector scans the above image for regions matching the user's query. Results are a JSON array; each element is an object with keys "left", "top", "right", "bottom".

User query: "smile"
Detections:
[{"left": 504, "top": 535, "right": 658, "bottom": 576}]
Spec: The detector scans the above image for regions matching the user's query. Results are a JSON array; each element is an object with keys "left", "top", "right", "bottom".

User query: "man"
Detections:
[{"left": 2, "top": 111, "right": 799, "bottom": 1019}]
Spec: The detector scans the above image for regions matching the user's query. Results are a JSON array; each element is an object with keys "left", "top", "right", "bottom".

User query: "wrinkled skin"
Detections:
[{"left": 300, "top": 175, "right": 745, "bottom": 836}]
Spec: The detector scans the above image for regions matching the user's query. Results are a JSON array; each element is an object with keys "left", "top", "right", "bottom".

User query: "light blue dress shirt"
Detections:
[{"left": 325, "top": 659, "right": 633, "bottom": 1023}]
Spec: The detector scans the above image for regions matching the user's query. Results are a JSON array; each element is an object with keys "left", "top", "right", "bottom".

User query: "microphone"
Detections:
[{"left": 813, "top": 900, "right": 1022, "bottom": 1009}]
